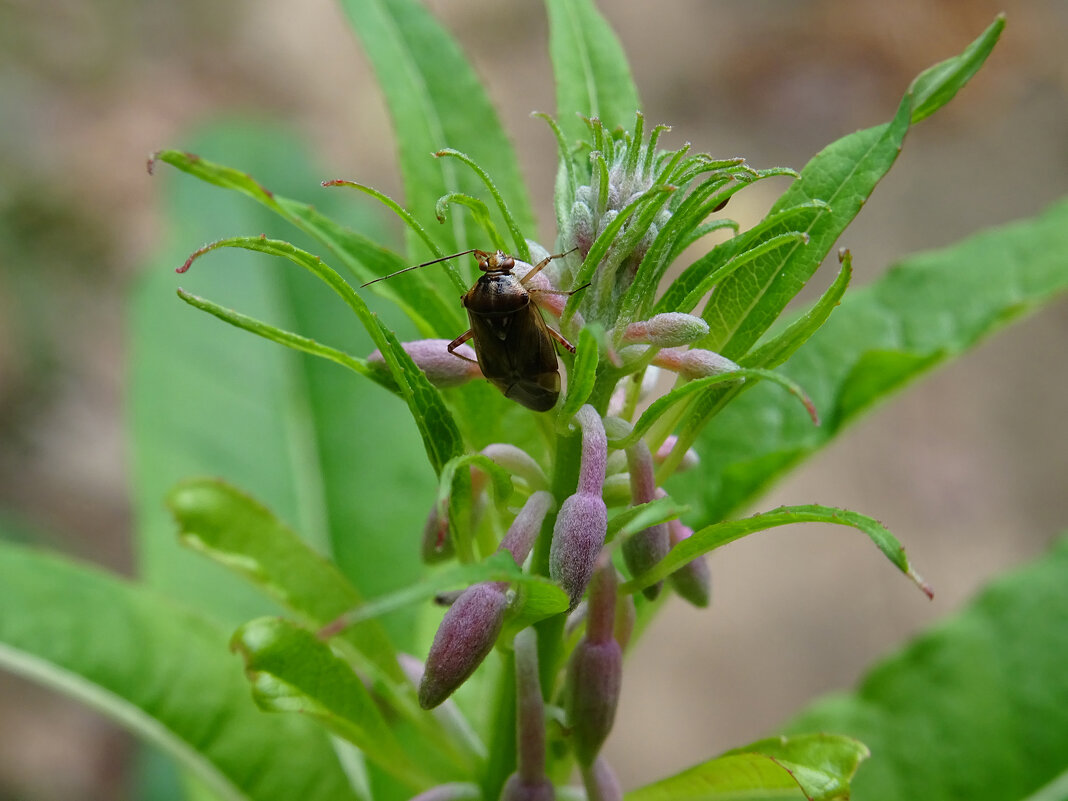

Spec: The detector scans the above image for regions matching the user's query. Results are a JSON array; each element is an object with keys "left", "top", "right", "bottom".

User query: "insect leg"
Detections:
[
  {"left": 447, "top": 329, "right": 479, "bottom": 364},
  {"left": 519, "top": 247, "right": 580, "bottom": 287},
  {"left": 544, "top": 325, "right": 577, "bottom": 354}
]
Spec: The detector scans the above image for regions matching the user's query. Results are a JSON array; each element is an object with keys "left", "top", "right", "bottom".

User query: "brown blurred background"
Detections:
[{"left": 0, "top": 0, "right": 1066, "bottom": 797}]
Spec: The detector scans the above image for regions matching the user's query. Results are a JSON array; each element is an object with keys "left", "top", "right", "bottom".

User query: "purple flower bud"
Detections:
[
  {"left": 498, "top": 775, "right": 555, "bottom": 801},
  {"left": 622, "top": 313, "right": 709, "bottom": 348},
  {"left": 499, "top": 491, "right": 554, "bottom": 565},
  {"left": 369, "top": 339, "right": 481, "bottom": 388},
  {"left": 581, "top": 757, "right": 623, "bottom": 801},
  {"left": 565, "top": 566, "right": 622, "bottom": 768},
  {"left": 652, "top": 346, "right": 740, "bottom": 379},
  {"left": 667, "top": 517, "right": 712, "bottom": 608},
  {"left": 419, "top": 582, "right": 508, "bottom": 709},
  {"left": 654, "top": 435, "right": 699, "bottom": 472},
  {"left": 550, "top": 407, "right": 609, "bottom": 609},
  {"left": 623, "top": 441, "right": 670, "bottom": 600},
  {"left": 549, "top": 492, "right": 608, "bottom": 611}
]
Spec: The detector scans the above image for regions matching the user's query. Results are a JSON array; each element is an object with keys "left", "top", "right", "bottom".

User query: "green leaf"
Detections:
[
  {"left": 338, "top": 0, "right": 535, "bottom": 255},
  {"left": 744, "top": 250, "right": 853, "bottom": 370},
  {"left": 322, "top": 551, "right": 565, "bottom": 633},
  {"left": 557, "top": 327, "right": 600, "bottom": 422},
  {"left": 909, "top": 15, "right": 1006, "bottom": 124},
  {"left": 621, "top": 504, "right": 930, "bottom": 599},
  {"left": 0, "top": 541, "right": 361, "bottom": 801},
  {"left": 785, "top": 536, "right": 1068, "bottom": 801},
  {"left": 153, "top": 148, "right": 462, "bottom": 338},
  {"left": 545, "top": 0, "right": 641, "bottom": 145},
  {"left": 135, "top": 125, "right": 434, "bottom": 645},
  {"left": 680, "top": 196, "right": 1068, "bottom": 525},
  {"left": 232, "top": 617, "right": 432, "bottom": 790},
  {"left": 624, "top": 733, "right": 868, "bottom": 801},
  {"left": 175, "top": 288, "right": 393, "bottom": 391},
  {"left": 166, "top": 478, "right": 402, "bottom": 682},
  {"left": 180, "top": 234, "right": 465, "bottom": 477},
  {"left": 699, "top": 17, "right": 1004, "bottom": 361}
]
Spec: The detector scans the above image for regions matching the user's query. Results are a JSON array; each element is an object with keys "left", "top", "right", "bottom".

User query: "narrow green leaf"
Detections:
[
  {"left": 166, "top": 478, "right": 402, "bottom": 682},
  {"left": 0, "top": 542, "right": 361, "bottom": 801},
  {"left": 175, "top": 288, "right": 393, "bottom": 391},
  {"left": 698, "top": 18, "right": 1003, "bottom": 360},
  {"left": 338, "top": 0, "right": 535, "bottom": 254},
  {"left": 180, "top": 235, "right": 465, "bottom": 475},
  {"left": 680, "top": 196, "right": 1068, "bottom": 526},
  {"left": 655, "top": 200, "right": 828, "bottom": 316},
  {"left": 557, "top": 327, "right": 600, "bottom": 422},
  {"left": 153, "top": 149, "right": 461, "bottom": 337},
  {"left": 322, "top": 551, "right": 563, "bottom": 633},
  {"left": 232, "top": 617, "right": 431, "bottom": 789},
  {"left": 621, "top": 504, "right": 930, "bottom": 598},
  {"left": 624, "top": 733, "right": 868, "bottom": 801},
  {"left": 607, "top": 496, "right": 686, "bottom": 542},
  {"left": 786, "top": 536, "right": 1068, "bottom": 801},
  {"left": 609, "top": 368, "right": 818, "bottom": 453},
  {"left": 743, "top": 251, "right": 853, "bottom": 370},
  {"left": 909, "top": 15, "right": 1006, "bottom": 124},
  {"left": 546, "top": 0, "right": 641, "bottom": 145}
]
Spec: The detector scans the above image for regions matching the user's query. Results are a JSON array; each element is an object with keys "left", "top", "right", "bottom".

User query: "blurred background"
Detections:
[{"left": 0, "top": 0, "right": 1065, "bottom": 797}]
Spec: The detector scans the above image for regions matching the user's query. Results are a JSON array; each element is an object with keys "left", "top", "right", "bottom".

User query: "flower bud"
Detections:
[
  {"left": 623, "top": 440, "right": 670, "bottom": 600},
  {"left": 499, "top": 491, "right": 554, "bottom": 565},
  {"left": 565, "top": 565, "right": 622, "bottom": 766},
  {"left": 622, "top": 313, "right": 709, "bottom": 348},
  {"left": 550, "top": 406, "right": 608, "bottom": 609},
  {"left": 568, "top": 199, "right": 595, "bottom": 255},
  {"left": 369, "top": 339, "right": 481, "bottom": 388},
  {"left": 419, "top": 582, "right": 508, "bottom": 709},
  {"left": 582, "top": 757, "right": 623, "bottom": 801},
  {"left": 652, "top": 346, "right": 740, "bottom": 379},
  {"left": 549, "top": 492, "right": 608, "bottom": 611},
  {"left": 667, "top": 517, "right": 712, "bottom": 608},
  {"left": 498, "top": 775, "right": 555, "bottom": 801},
  {"left": 654, "top": 435, "right": 699, "bottom": 472}
]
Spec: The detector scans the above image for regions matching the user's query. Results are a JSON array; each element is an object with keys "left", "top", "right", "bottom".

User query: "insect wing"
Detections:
[{"left": 468, "top": 305, "right": 560, "bottom": 412}]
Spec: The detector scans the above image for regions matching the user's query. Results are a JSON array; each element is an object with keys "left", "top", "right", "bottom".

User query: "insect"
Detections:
[{"left": 363, "top": 248, "right": 585, "bottom": 411}]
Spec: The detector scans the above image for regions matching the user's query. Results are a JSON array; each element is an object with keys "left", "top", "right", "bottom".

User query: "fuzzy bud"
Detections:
[
  {"left": 369, "top": 339, "right": 481, "bottom": 388},
  {"left": 568, "top": 200, "right": 595, "bottom": 256},
  {"left": 667, "top": 517, "right": 712, "bottom": 608},
  {"left": 419, "top": 582, "right": 508, "bottom": 709},
  {"left": 499, "top": 491, "right": 554, "bottom": 565},
  {"left": 622, "top": 313, "right": 709, "bottom": 348},
  {"left": 581, "top": 757, "right": 623, "bottom": 801},
  {"left": 622, "top": 441, "right": 670, "bottom": 600},
  {"left": 652, "top": 346, "right": 740, "bottom": 379},
  {"left": 654, "top": 435, "right": 699, "bottom": 472},
  {"left": 565, "top": 563, "right": 622, "bottom": 766},
  {"left": 550, "top": 406, "right": 609, "bottom": 609}
]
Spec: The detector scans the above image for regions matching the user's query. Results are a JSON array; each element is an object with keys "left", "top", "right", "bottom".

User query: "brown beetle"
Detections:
[{"left": 364, "top": 248, "right": 583, "bottom": 412}]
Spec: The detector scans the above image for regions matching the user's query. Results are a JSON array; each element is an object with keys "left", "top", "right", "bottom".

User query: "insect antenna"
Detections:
[{"left": 361, "top": 250, "right": 479, "bottom": 287}]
